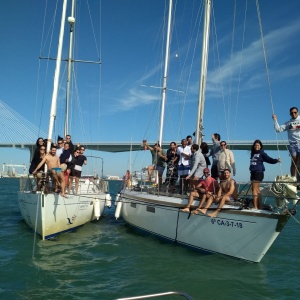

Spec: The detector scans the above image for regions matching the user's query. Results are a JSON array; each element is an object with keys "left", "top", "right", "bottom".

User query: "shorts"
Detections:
[
  {"left": 51, "top": 168, "right": 62, "bottom": 174},
  {"left": 250, "top": 172, "right": 264, "bottom": 182},
  {"left": 178, "top": 164, "right": 190, "bottom": 176},
  {"left": 211, "top": 164, "right": 218, "bottom": 178},
  {"left": 74, "top": 170, "right": 82, "bottom": 178},
  {"left": 155, "top": 165, "right": 165, "bottom": 175},
  {"left": 289, "top": 143, "right": 300, "bottom": 157}
]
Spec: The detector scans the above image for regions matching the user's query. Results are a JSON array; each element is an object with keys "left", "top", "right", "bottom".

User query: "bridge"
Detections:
[{"left": 0, "top": 100, "right": 289, "bottom": 152}]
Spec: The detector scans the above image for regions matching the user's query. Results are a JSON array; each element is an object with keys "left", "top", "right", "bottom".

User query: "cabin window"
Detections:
[{"left": 146, "top": 206, "right": 155, "bottom": 213}]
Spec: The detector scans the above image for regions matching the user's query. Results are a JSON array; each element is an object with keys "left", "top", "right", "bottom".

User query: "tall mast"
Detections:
[
  {"left": 64, "top": 0, "right": 76, "bottom": 136},
  {"left": 158, "top": 0, "right": 173, "bottom": 147},
  {"left": 47, "top": 0, "right": 68, "bottom": 153},
  {"left": 195, "top": 0, "right": 212, "bottom": 144}
]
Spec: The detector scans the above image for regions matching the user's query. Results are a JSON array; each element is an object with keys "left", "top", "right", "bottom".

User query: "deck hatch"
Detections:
[{"left": 146, "top": 206, "right": 155, "bottom": 213}]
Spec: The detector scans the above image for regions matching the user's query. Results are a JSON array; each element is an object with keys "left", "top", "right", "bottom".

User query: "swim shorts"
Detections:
[
  {"left": 289, "top": 143, "right": 300, "bottom": 157},
  {"left": 51, "top": 168, "right": 62, "bottom": 174}
]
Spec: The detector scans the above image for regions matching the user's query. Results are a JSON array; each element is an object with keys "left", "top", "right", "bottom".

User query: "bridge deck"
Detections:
[{"left": 0, "top": 140, "right": 289, "bottom": 152}]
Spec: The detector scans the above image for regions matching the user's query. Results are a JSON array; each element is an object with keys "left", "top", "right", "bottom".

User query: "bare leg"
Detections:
[
  {"left": 75, "top": 177, "right": 79, "bottom": 194},
  {"left": 258, "top": 193, "right": 262, "bottom": 209},
  {"left": 208, "top": 196, "right": 229, "bottom": 217},
  {"left": 198, "top": 195, "right": 214, "bottom": 214},
  {"left": 50, "top": 171, "right": 60, "bottom": 191},
  {"left": 158, "top": 173, "right": 163, "bottom": 192},
  {"left": 58, "top": 172, "right": 66, "bottom": 197},
  {"left": 68, "top": 176, "right": 74, "bottom": 193},
  {"left": 291, "top": 155, "right": 298, "bottom": 177},
  {"left": 252, "top": 181, "right": 260, "bottom": 209},
  {"left": 196, "top": 193, "right": 207, "bottom": 209},
  {"left": 180, "top": 191, "right": 198, "bottom": 212},
  {"left": 148, "top": 165, "right": 154, "bottom": 177}
]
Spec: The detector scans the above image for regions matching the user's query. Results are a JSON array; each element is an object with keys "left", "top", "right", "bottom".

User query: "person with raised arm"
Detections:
[{"left": 272, "top": 107, "right": 300, "bottom": 177}]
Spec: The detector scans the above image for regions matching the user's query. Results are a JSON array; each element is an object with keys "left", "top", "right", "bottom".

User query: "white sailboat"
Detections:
[
  {"left": 116, "top": 0, "right": 299, "bottom": 262},
  {"left": 18, "top": 0, "right": 111, "bottom": 240}
]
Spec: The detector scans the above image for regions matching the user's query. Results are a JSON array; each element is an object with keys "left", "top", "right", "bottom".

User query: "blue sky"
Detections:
[{"left": 0, "top": 0, "right": 300, "bottom": 181}]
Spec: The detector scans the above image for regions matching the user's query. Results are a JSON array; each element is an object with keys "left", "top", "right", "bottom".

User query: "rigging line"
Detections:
[
  {"left": 227, "top": 0, "right": 237, "bottom": 141},
  {"left": 211, "top": 5, "right": 230, "bottom": 141},
  {"left": 35, "top": 0, "right": 49, "bottom": 130},
  {"left": 256, "top": 0, "right": 284, "bottom": 167},
  {"left": 255, "top": 0, "right": 274, "bottom": 115},
  {"left": 176, "top": 0, "right": 204, "bottom": 140},
  {"left": 86, "top": 0, "right": 101, "bottom": 60},
  {"left": 161, "top": 0, "right": 179, "bottom": 140},
  {"left": 72, "top": 66, "right": 87, "bottom": 142},
  {"left": 233, "top": 0, "right": 248, "bottom": 145},
  {"left": 38, "top": 0, "right": 60, "bottom": 136},
  {"left": 32, "top": 192, "right": 42, "bottom": 259},
  {"left": 176, "top": 0, "right": 204, "bottom": 139},
  {"left": 97, "top": 1, "right": 102, "bottom": 146}
]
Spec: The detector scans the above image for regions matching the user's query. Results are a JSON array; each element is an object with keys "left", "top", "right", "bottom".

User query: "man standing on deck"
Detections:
[
  {"left": 32, "top": 145, "right": 67, "bottom": 198},
  {"left": 177, "top": 139, "right": 191, "bottom": 194},
  {"left": 208, "top": 133, "right": 221, "bottom": 179},
  {"left": 272, "top": 107, "right": 300, "bottom": 177},
  {"left": 143, "top": 142, "right": 166, "bottom": 191}
]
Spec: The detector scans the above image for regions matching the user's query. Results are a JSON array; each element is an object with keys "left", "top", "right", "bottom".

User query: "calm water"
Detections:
[{"left": 0, "top": 178, "right": 300, "bottom": 300}]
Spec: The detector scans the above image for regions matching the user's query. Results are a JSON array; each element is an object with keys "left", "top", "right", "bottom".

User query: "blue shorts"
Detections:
[
  {"left": 289, "top": 144, "right": 300, "bottom": 157},
  {"left": 51, "top": 167, "right": 62, "bottom": 174},
  {"left": 178, "top": 164, "right": 190, "bottom": 176},
  {"left": 155, "top": 165, "right": 165, "bottom": 175}
]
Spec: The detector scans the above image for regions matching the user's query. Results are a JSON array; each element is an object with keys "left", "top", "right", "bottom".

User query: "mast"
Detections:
[
  {"left": 64, "top": 0, "right": 76, "bottom": 136},
  {"left": 47, "top": 0, "right": 68, "bottom": 154},
  {"left": 158, "top": 0, "right": 173, "bottom": 147},
  {"left": 195, "top": 0, "right": 212, "bottom": 145}
]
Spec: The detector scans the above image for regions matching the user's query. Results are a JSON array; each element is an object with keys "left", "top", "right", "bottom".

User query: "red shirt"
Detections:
[{"left": 198, "top": 176, "right": 217, "bottom": 193}]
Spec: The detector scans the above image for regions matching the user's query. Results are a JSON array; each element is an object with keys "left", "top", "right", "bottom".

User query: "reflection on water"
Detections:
[{"left": 1, "top": 179, "right": 300, "bottom": 300}]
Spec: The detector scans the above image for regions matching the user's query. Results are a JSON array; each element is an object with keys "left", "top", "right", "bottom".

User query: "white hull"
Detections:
[
  {"left": 18, "top": 178, "right": 109, "bottom": 239},
  {"left": 120, "top": 189, "right": 292, "bottom": 262}
]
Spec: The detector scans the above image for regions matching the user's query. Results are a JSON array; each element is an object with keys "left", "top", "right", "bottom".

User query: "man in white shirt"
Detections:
[{"left": 177, "top": 139, "right": 191, "bottom": 194}]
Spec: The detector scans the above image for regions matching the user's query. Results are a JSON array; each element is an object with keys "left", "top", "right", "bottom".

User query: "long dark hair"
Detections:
[
  {"left": 250, "top": 139, "right": 263, "bottom": 158},
  {"left": 200, "top": 142, "right": 209, "bottom": 154}
]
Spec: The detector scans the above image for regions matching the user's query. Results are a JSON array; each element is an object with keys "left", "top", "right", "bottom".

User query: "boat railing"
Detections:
[
  {"left": 115, "top": 291, "right": 193, "bottom": 300},
  {"left": 20, "top": 175, "right": 36, "bottom": 192}
]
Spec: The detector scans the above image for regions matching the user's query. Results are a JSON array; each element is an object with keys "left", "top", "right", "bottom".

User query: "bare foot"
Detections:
[
  {"left": 180, "top": 207, "right": 190, "bottom": 213},
  {"left": 60, "top": 193, "right": 68, "bottom": 198},
  {"left": 207, "top": 210, "right": 220, "bottom": 218},
  {"left": 191, "top": 210, "right": 199, "bottom": 215},
  {"left": 198, "top": 208, "right": 207, "bottom": 215}
]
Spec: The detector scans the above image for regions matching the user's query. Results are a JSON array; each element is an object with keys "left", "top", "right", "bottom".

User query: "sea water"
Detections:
[{"left": 0, "top": 178, "right": 299, "bottom": 300}]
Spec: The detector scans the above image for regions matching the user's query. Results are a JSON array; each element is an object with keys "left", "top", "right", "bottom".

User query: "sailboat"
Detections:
[
  {"left": 18, "top": 0, "right": 111, "bottom": 240},
  {"left": 116, "top": 0, "right": 299, "bottom": 262}
]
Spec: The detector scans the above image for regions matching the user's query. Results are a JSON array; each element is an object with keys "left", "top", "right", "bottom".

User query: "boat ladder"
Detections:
[{"left": 116, "top": 290, "right": 193, "bottom": 300}]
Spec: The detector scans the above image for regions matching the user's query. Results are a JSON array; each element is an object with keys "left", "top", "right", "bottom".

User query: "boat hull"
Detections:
[
  {"left": 18, "top": 177, "right": 109, "bottom": 239},
  {"left": 18, "top": 192, "right": 106, "bottom": 239},
  {"left": 120, "top": 190, "right": 291, "bottom": 262}
]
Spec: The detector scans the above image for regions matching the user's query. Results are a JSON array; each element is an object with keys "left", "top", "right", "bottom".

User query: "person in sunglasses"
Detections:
[
  {"left": 217, "top": 141, "right": 236, "bottom": 180},
  {"left": 272, "top": 107, "right": 300, "bottom": 177}
]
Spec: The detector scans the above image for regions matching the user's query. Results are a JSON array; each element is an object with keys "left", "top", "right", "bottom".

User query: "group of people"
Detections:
[
  {"left": 143, "top": 134, "right": 237, "bottom": 195},
  {"left": 29, "top": 134, "right": 87, "bottom": 197},
  {"left": 143, "top": 105, "right": 300, "bottom": 216}
]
